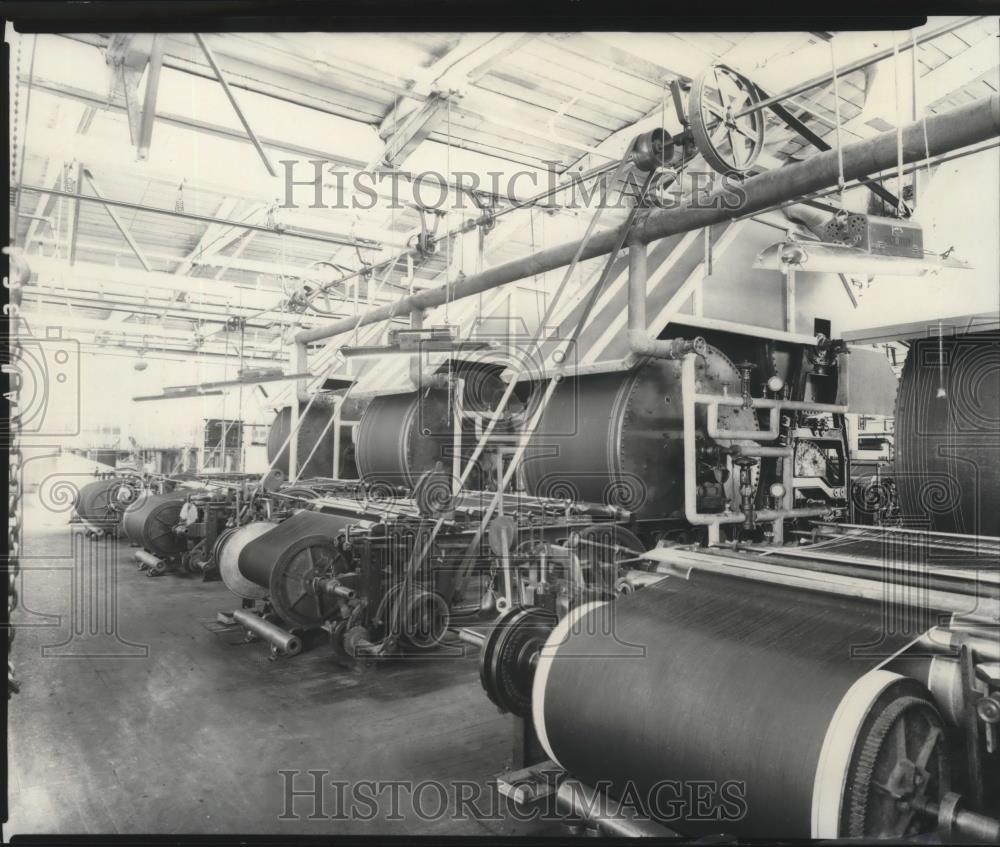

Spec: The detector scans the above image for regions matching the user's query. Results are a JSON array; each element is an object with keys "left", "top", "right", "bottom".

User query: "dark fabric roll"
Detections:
[
  {"left": 535, "top": 572, "right": 917, "bottom": 838},
  {"left": 895, "top": 330, "right": 1000, "bottom": 536},
  {"left": 238, "top": 510, "right": 356, "bottom": 588},
  {"left": 120, "top": 491, "right": 189, "bottom": 555}
]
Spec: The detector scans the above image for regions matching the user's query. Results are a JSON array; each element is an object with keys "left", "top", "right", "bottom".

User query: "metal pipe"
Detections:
[
  {"left": 231, "top": 609, "right": 302, "bottom": 656},
  {"left": 650, "top": 547, "right": 1000, "bottom": 622},
  {"left": 296, "top": 95, "right": 1000, "bottom": 347},
  {"left": 705, "top": 395, "right": 847, "bottom": 442},
  {"left": 134, "top": 549, "right": 165, "bottom": 571},
  {"left": 457, "top": 627, "right": 486, "bottom": 648},
  {"left": 920, "top": 627, "right": 1000, "bottom": 664},
  {"left": 680, "top": 354, "right": 833, "bottom": 541},
  {"left": 556, "top": 778, "right": 678, "bottom": 838},
  {"left": 730, "top": 444, "right": 793, "bottom": 458},
  {"left": 627, "top": 242, "right": 708, "bottom": 359}
]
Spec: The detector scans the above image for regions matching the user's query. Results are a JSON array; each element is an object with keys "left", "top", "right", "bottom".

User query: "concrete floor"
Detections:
[{"left": 6, "top": 506, "right": 558, "bottom": 836}]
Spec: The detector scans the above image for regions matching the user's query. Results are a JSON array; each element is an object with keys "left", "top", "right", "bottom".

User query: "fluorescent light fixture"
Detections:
[{"left": 754, "top": 241, "right": 972, "bottom": 276}]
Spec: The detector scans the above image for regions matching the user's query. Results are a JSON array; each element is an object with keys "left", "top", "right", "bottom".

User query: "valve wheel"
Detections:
[
  {"left": 842, "top": 689, "right": 951, "bottom": 838},
  {"left": 689, "top": 64, "right": 765, "bottom": 175}
]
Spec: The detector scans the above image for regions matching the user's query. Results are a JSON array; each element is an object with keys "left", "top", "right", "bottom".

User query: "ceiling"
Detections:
[{"left": 10, "top": 19, "right": 999, "bottom": 378}]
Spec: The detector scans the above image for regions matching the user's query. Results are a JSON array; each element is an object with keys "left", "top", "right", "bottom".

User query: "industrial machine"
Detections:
[
  {"left": 120, "top": 472, "right": 268, "bottom": 577},
  {"left": 111, "top": 55, "right": 998, "bottom": 839},
  {"left": 71, "top": 470, "right": 146, "bottom": 537},
  {"left": 469, "top": 329, "right": 1000, "bottom": 841}
]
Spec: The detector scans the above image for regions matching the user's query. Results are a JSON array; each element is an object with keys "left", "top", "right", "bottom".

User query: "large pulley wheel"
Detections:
[
  {"left": 479, "top": 606, "right": 557, "bottom": 717},
  {"left": 841, "top": 684, "right": 951, "bottom": 838},
  {"left": 689, "top": 64, "right": 765, "bottom": 175},
  {"left": 268, "top": 539, "right": 350, "bottom": 628},
  {"left": 384, "top": 582, "right": 450, "bottom": 650}
]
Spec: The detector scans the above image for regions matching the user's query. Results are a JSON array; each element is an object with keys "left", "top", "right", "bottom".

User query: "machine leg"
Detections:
[{"left": 511, "top": 715, "right": 546, "bottom": 771}]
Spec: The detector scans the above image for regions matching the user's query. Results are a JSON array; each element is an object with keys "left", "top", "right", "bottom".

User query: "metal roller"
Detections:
[
  {"left": 530, "top": 573, "right": 947, "bottom": 838},
  {"left": 216, "top": 522, "right": 278, "bottom": 600},
  {"left": 523, "top": 346, "right": 757, "bottom": 520},
  {"left": 895, "top": 330, "right": 1000, "bottom": 536},
  {"left": 237, "top": 510, "right": 358, "bottom": 628},
  {"left": 267, "top": 395, "right": 366, "bottom": 480},
  {"left": 356, "top": 368, "right": 515, "bottom": 490},
  {"left": 120, "top": 491, "right": 189, "bottom": 556}
]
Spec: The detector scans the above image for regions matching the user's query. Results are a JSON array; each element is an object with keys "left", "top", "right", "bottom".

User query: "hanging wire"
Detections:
[
  {"left": 912, "top": 31, "right": 934, "bottom": 191},
  {"left": 444, "top": 93, "right": 452, "bottom": 326},
  {"left": 828, "top": 36, "right": 848, "bottom": 212},
  {"left": 892, "top": 39, "right": 907, "bottom": 216}
]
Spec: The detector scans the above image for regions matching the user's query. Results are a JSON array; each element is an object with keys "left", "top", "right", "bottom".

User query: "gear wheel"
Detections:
[{"left": 843, "top": 686, "right": 950, "bottom": 838}]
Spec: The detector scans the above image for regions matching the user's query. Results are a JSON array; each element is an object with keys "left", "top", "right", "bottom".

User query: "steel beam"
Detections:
[
  {"left": 296, "top": 94, "right": 1000, "bottom": 346},
  {"left": 732, "top": 16, "right": 983, "bottom": 120},
  {"left": 16, "top": 182, "right": 381, "bottom": 250},
  {"left": 82, "top": 168, "right": 153, "bottom": 272},
  {"left": 194, "top": 33, "right": 276, "bottom": 177}
]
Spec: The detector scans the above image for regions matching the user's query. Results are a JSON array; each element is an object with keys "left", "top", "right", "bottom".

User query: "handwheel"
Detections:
[{"left": 688, "top": 64, "right": 765, "bottom": 175}]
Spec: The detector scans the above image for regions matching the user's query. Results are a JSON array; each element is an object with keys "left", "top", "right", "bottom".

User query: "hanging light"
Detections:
[{"left": 134, "top": 337, "right": 149, "bottom": 371}]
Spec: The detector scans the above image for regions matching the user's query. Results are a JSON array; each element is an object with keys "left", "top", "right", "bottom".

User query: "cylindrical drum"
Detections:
[
  {"left": 73, "top": 478, "right": 125, "bottom": 529},
  {"left": 532, "top": 573, "right": 943, "bottom": 838},
  {"left": 523, "top": 346, "right": 756, "bottom": 519},
  {"left": 356, "top": 369, "right": 515, "bottom": 491},
  {"left": 895, "top": 330, "right": 1000, "bottom": 536},
  {"left": 238, "top": 510, "right": 359, "bottom": 627},
  {"left": 216, "top": 521, "right": 277, "bottom": 600},
  {"left": 267, "top": 395, "right": 367, "bottom": 481},
  {"left": 120, "top": 491, "right": 189, "bottom": 556}
]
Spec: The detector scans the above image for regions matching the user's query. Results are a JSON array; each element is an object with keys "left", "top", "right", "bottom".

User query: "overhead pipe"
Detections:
[
  {"left": 627, "top": 241, "right": 708, "bottom": 359},
  {"left": 296, "top": 95, "right": 1000, "bottom": 348}
]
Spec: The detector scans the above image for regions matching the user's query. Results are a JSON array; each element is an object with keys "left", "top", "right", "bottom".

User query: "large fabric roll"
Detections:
[
  {"left": 120, "top": 491, "right": 189, "bottom": 555},
  {"left": 532, "top": 572, "right": 921, "bottom": 838},
  {"left": 238, "top": 510, "right": 359, "bottom": 627},
  {"left": 895, "top": 330, "right": 1000, "bottom": 536},
  {"left": 73, "top": 479, "right": 122, "bottom": 528}
]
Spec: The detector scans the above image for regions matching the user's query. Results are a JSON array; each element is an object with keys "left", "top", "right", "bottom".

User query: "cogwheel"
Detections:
[{"left": 843, "top": 691, "right": 950, "bottom": 838}]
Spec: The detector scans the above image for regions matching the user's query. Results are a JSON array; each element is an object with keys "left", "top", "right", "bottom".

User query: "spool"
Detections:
[
  {"left": 120, "top": 491, "right": 189, "bottom": 556},
  {"left": 523, "top": 345, "right": 756, "bottom": 520},
  {"left": 895, "top": 330, "right": 1000, "bottom": 536},
  {"left": 529, "top": 573, "right": 944, "bottom": 838}
]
